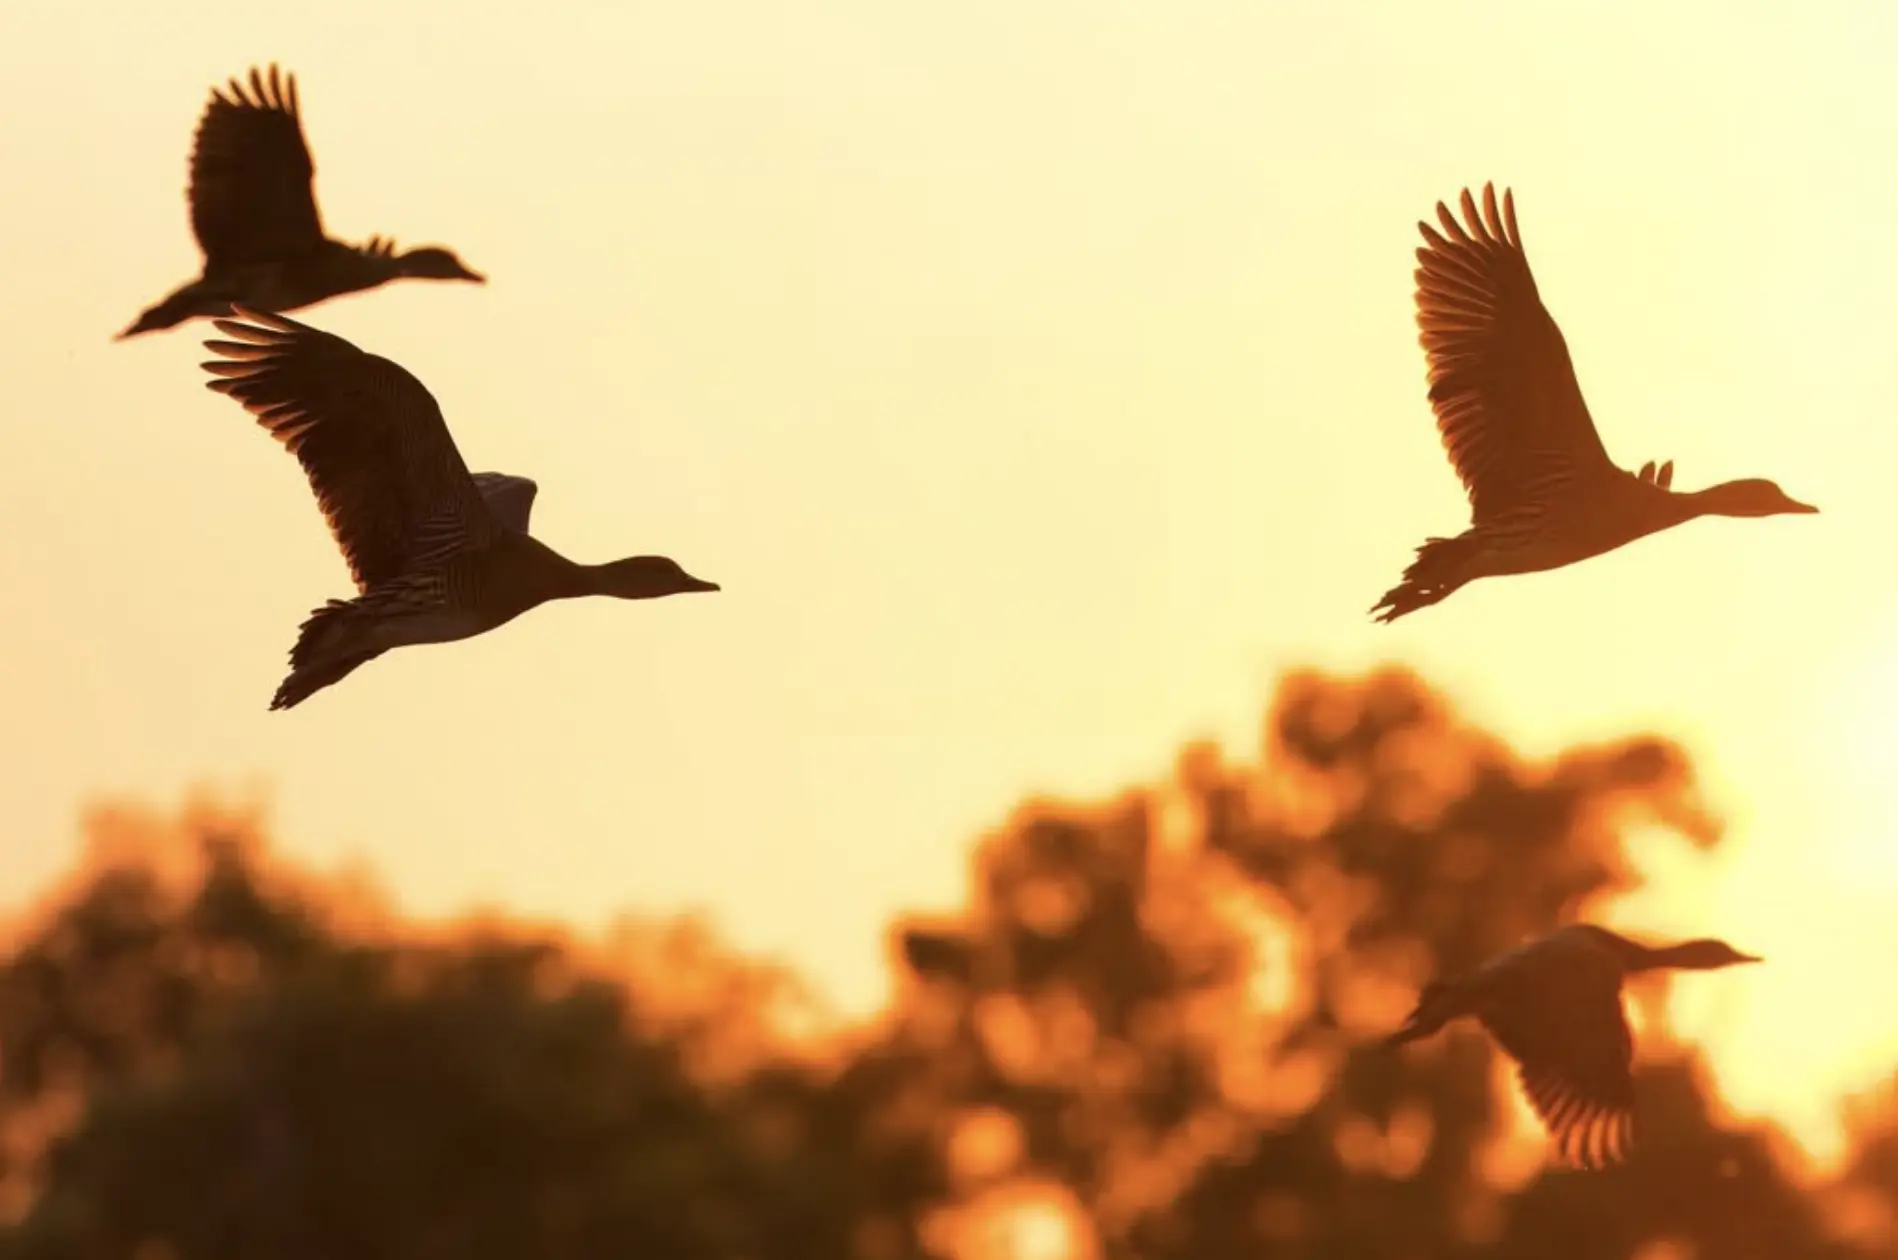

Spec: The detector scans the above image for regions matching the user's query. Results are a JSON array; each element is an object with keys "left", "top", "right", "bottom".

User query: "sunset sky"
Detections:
[{"left": 5, "top": 0, "right": 1898, "bottom": 1169}]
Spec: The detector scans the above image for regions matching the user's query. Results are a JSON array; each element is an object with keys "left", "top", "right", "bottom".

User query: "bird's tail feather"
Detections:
[
  {"left": 1370, "top": 533, "right": 1480, "bottom": 624},
  {"left": 1385, "top": 980, "right": 1461, "bottom": 1046},
  {"left": 270, "top": 599, "right": 384, "bottom": 711}
]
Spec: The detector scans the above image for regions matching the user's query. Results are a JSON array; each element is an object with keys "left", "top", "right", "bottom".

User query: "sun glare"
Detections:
[
  {"left": 1588, "top": 633, "right": 1898, "bottom": 1171},
  {"left": 949, "top": 1182, "right": 1096, "bottom": 1260},
  {"left": 1806, "top": 637, "right": 1898, "bottom": 887}
]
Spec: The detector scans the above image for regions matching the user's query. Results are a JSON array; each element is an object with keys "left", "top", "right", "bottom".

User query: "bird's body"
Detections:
[
  {"left": 199, "top": 307, "right": 718, "bottom": 710},
  {"left": 1371, "top": 184, "right": 1815, "bottom": 623},
  {"left": 1387, "top": 923, "right": 1760, "bottom": 1169},
  {"left": 121, "top": 66, "right": 483, "bottom": 339}
]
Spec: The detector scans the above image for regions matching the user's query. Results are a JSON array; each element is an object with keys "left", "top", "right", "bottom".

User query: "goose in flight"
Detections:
[
  {"left": 120, "top": 65, "right": 483, "bottom": 339},
  {"left": 1387, "top": 923, "right": 1760, "bottom": 1168},
  {"left": 200, "top": 307, "right": 718, "bottom": 710},
  {"left": 1371, "top": 184, "right": 1814, "bottom": 623}
]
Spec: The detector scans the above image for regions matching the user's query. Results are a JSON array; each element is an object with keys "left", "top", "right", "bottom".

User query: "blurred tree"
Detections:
[
  {"left": 0, "top": 667, "right": 1883, "bottom": 1259},
  {"left": 0, "top": 809, "right": 938, "bottom": 1260},
  {"left": 887, "top": 666, "right": 1848, "bottom": 1259}
]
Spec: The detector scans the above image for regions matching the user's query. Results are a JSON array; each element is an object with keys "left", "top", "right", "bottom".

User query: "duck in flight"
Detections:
[
  {"left": 119, "top": 65, "right": 483, "bottom": 340},
  {"left": 200, "top": 307, "right": 718, "bottom": 710},
  {"left": 1386, "top": 923, "right": 1761, "bottom": 1169},
  {"left": 1371, "top": 184, "right": 1815, "bottom": 623}
]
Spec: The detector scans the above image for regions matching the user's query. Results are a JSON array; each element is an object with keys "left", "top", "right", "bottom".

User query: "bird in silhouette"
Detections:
[
  {"left": 200, "top": 306, "right": 718, "bottom": 710},
  {"left": 1386, "top": 923, "right": 1761, "bottom": 1168},
  {"left": 1371, "top": 184, "right": 1815, "bottom": 623},
  {"left": 119, "top": 65, "right": 483, "bottom": 339}
]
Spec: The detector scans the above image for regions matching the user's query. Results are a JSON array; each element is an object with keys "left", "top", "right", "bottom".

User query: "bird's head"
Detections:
[
  {"left": 396, "top": 245, "right": 486, "bottom": 284},
  {"left": 1658, "top": 938, "right": 1763, "bottom": 971},
  {"left": 588, "top": 556, "right": 720, "bottom": 600},
  {"left": 1692, "top": 478, "right": 1818, "bottom": 518}
]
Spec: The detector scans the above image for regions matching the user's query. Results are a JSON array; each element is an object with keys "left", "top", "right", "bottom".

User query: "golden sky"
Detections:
[{"left": 5, "top": 0, "right": 1898, "bottom": 1168}]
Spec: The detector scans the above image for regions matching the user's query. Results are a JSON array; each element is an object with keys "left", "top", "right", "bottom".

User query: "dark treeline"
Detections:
[{"left": 1, "top": 667, "right": 1895, "bottom": 1259}]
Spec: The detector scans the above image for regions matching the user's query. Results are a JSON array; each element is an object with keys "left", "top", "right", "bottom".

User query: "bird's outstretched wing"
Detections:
[
  {"left": 188, "top": 65, "right": 326, "bottom": 268},
  {"left": 1415, "top": 184, "right": 1616, "bottom": 521},
  {"left": 200, "top": 306, "right": 500, "bottom": 592},
  {"left": 1477, "top": 948, "right": 1636, "bottom": 1169}
]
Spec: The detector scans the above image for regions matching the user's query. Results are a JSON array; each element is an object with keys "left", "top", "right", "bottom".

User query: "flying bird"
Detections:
[
  {"left": 1371, "top": 184, "right": 1815, "bottom": 623},
  {"left": 1386, "top": 923, "right": 1761, "bottom": 1169},
  {"left": 119, "top": 65, "right": 484, "bottom": 339},
  {"left": 200, "top": 307, "right": 718, "bottom": 710}
]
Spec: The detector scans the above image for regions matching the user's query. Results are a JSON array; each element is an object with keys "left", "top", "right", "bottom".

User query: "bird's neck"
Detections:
[
  {"left": 503, "top": 535, "right": 595, "bottom": 601},
  {"left": 330, "top": 240, "right": 402, "bottom": 283},
  {"left": 1613, "top": 938, "right": 1721, "bottom": 974},
  {"left": 1618, "top": 943, "right": 1676, "bottom": 974},
  {"left": 1629, "top": 482, "right": 1712, "bottom": 530},
  {"left": 568, "top": 556, "right": 671, "bottom": 600},
  {"left": 1581, "top": 927, "right": 1669, "bottom": 974},
  {"left": 1670, "top": 482, "right": 1759, "bottom": 521},
  {"left": 562, "top": 558, "right": 621, "bottom": 600}
]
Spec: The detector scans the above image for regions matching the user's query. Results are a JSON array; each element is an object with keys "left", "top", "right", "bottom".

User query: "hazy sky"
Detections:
[{"left": 6, "top": 0, "right": 1898, "bottom": 1165}]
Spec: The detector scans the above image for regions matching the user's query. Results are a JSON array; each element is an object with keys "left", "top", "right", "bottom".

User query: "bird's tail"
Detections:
[
  {"left": 1370, "top": 533, "right": 1480, "bottom": 624},
  {"left": 1385, "top": 980, "right": 1462, "bottom": 1046},
  {"left": 115, "top": 283, "right": 230, "bottom": 340},
  {"left": 270, "top": 599, "right": 385, "bottom": 711}
]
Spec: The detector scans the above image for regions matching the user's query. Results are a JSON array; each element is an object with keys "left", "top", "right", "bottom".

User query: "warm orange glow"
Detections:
[
  {"left": 1809, "top": 631, "right": 1898, "bottom": 891},
  {"left": 1543, "top": 624, "right": 1898, "bottom": 1171},
  {"left": 943, "top": 1181, "right": 1096, "bottom": 1260},
  {"left": 6, "top": 0, "right": 1898, "bottom": 1185}
]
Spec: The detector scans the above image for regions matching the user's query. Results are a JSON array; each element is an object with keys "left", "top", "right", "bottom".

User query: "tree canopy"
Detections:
[{"left": 0, "top": 666, "right": 1890, "bottom": 1259}]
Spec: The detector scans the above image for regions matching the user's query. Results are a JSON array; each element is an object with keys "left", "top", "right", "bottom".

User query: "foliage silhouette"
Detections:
[{"left": 0, "top": 667, "right": 1895, "bottom": 1259}]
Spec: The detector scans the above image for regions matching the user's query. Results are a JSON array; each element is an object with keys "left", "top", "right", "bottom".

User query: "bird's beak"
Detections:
[
  {"left": 685, "top": 576, "right": 721, "bottom": 593},
  {"left": 461, "top": 266, "right": 488, "bottom": 284},
  {"left": 1737, "top": 952, "right": 1764, "bottom": 963},
  {"left": 1787, "top": 499, "right": 1819, "bottom": 514}
]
